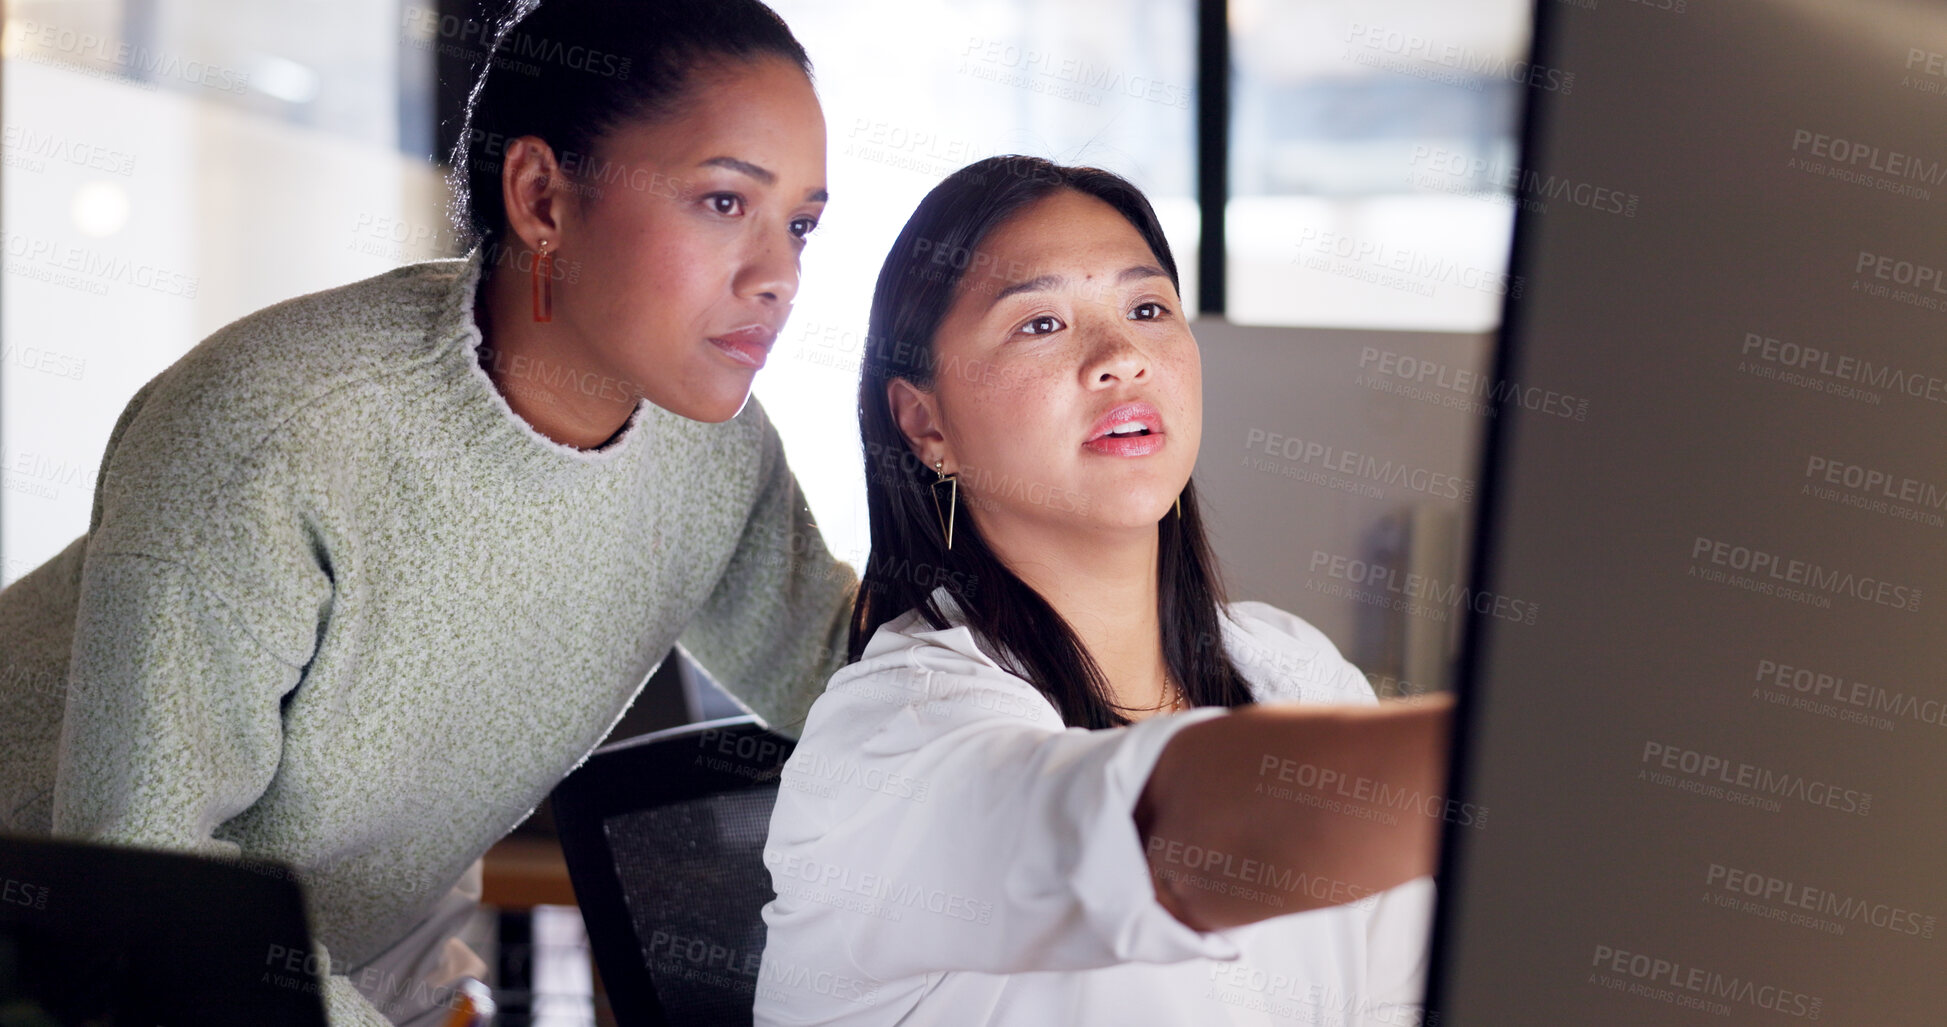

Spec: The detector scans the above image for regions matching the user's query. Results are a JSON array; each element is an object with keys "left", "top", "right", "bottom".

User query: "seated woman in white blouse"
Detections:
[{"left": 755, "top": 155, "right": 1455, "bottom": 1027}]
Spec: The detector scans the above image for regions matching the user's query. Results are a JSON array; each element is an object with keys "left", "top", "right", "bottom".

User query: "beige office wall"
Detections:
[
  {"left": 1, "top": 56, "right": 444, "bottom": 585},
  {"left": 1192, "top": 316, "right": 1498, "bottom": 694}
]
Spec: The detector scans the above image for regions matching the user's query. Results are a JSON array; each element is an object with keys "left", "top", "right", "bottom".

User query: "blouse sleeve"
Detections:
[
  {"left": 1222, "top": 600, "right": 1380, "bottom": 705},
  {"left": 1358, "top": 876, "right": 1437, "bottom": 1025},
  {"left": 759, "top": 622, "right": 1243, "bottom": 994}
]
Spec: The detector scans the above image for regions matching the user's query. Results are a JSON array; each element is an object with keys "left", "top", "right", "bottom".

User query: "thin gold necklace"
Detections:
[{"left": 1116, "top": 671, "right": 1184, "bottom": 714}]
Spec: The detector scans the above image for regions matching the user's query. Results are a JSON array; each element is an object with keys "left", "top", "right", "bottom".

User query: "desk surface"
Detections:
[{"left": 483, "top": 835, "right": 576, "bottom": 909}]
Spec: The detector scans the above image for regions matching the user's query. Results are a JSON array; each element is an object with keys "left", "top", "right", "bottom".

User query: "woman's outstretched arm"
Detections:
[{"left": 1136, "top": 695, "right": 1457, "bottom": 931}]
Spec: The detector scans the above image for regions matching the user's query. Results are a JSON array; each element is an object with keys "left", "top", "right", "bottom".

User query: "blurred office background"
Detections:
[
  {"left": 1, "top": 0, "right": 1526, "bottom": 685},
  {"left": 1, "top": 0, "right": 1527, "bottom": 1021}
]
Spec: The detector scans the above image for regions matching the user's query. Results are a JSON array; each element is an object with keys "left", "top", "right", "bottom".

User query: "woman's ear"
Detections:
[
  {"left": 887, "top": 377, "right": 948, "bottom": 467},
  {"left": 501, "top": 134, "right": 573, "bottom": 252}
]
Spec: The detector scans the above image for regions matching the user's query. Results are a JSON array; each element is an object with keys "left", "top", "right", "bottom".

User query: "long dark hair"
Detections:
[
  {"left": 853, "top": 155, "right": 1256, "bottom": 729},
  {"left": 447, "top": 0, "right": 812, "bottom": 250}
]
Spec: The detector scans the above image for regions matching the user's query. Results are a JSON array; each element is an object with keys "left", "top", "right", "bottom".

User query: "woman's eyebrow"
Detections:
[
  {"left": 988, "top": 264, "right": 1170, "bottom": 309},
  {"left": 697, "top": 155, "right": 827, "bottom": 202},
  {"left": 989, "top": 273, "right": 1063, "bottom": 308},
  {"left": 700, "top": 155, "right": 774, "bottom": 183}
]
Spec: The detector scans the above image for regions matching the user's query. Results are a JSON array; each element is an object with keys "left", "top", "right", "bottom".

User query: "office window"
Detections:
[
  {"left": 1, "top": 0, "right": 444, "bottom": 584},
  {"left": 1227, "top": 0, "right": 1528, "bottom": 331}
]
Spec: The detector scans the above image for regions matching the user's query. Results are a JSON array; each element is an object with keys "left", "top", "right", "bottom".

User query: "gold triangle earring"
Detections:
[
  {"left": 1174, "top": 492, "right": 1182, "bottom": 518},
  {"left": 931, "top": 459, "right": 958, "bottom": 550}
]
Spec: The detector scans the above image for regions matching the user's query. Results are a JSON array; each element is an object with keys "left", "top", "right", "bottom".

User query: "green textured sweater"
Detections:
[{"left": 0, "top": 247, "right": 857, "bottom": 1024}]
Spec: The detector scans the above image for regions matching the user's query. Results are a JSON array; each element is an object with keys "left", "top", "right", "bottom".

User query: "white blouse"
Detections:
[{"left": 755, "top": 586, "right": 1436, "bottom": 1026}]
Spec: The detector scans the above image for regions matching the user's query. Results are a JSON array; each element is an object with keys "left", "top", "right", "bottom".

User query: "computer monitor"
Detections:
[
  {"left": 1427, "top": 0, "right": 1947, "bottom": 1022},
  {"left": 0, "top": 833, "right": 329, "bottom": 1026}
]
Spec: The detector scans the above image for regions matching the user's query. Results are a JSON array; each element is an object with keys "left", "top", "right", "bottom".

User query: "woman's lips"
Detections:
[
  {"left": 1083, "top": 432, "right": 1167, "bottom": 456},
  {"left": 708, "top": 325, "right": 776, "bottom": 369},
  {"left": 1083, "top": 400, "right": 1166, "bottom": 456}
]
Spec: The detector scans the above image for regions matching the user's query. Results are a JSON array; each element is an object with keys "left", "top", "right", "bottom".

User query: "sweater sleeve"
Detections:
[
  {"left": 52, "top": 551, "right": 394, "bottom": 1027},
  {"left": 676, "top": 415, "right": 857, "bottom": 738},
  {"left": 54, "top": 551, "right": 295, "bottom": 854},
  {"left": 322, "top": 948, "right": 402, "bottom": 1027}
]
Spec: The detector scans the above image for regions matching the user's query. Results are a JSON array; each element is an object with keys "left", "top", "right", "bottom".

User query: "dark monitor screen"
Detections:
[
  {"left": 0, "top": 834, "right": 328, "bottom": 1027},
  {"left": 1427, "top": 0, "right": 1947, "bottom": 1022}
]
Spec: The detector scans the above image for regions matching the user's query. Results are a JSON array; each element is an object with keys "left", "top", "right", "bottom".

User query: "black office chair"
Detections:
[
  {"left": 551, "top": 717, "right": 796, "bottom": 1027},
  {"left": 0, "top": 833, "right": 329, "bottom": 1026}
]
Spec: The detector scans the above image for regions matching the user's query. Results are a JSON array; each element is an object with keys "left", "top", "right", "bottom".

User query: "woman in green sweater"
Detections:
[{"left": 0, "top": 1, "right": 852, "bottom": 1023}]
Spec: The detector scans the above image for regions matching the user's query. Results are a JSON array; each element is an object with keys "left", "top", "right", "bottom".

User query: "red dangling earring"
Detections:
[{"left": 532, "top": 239, "right": 554, "bottom": 322}]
